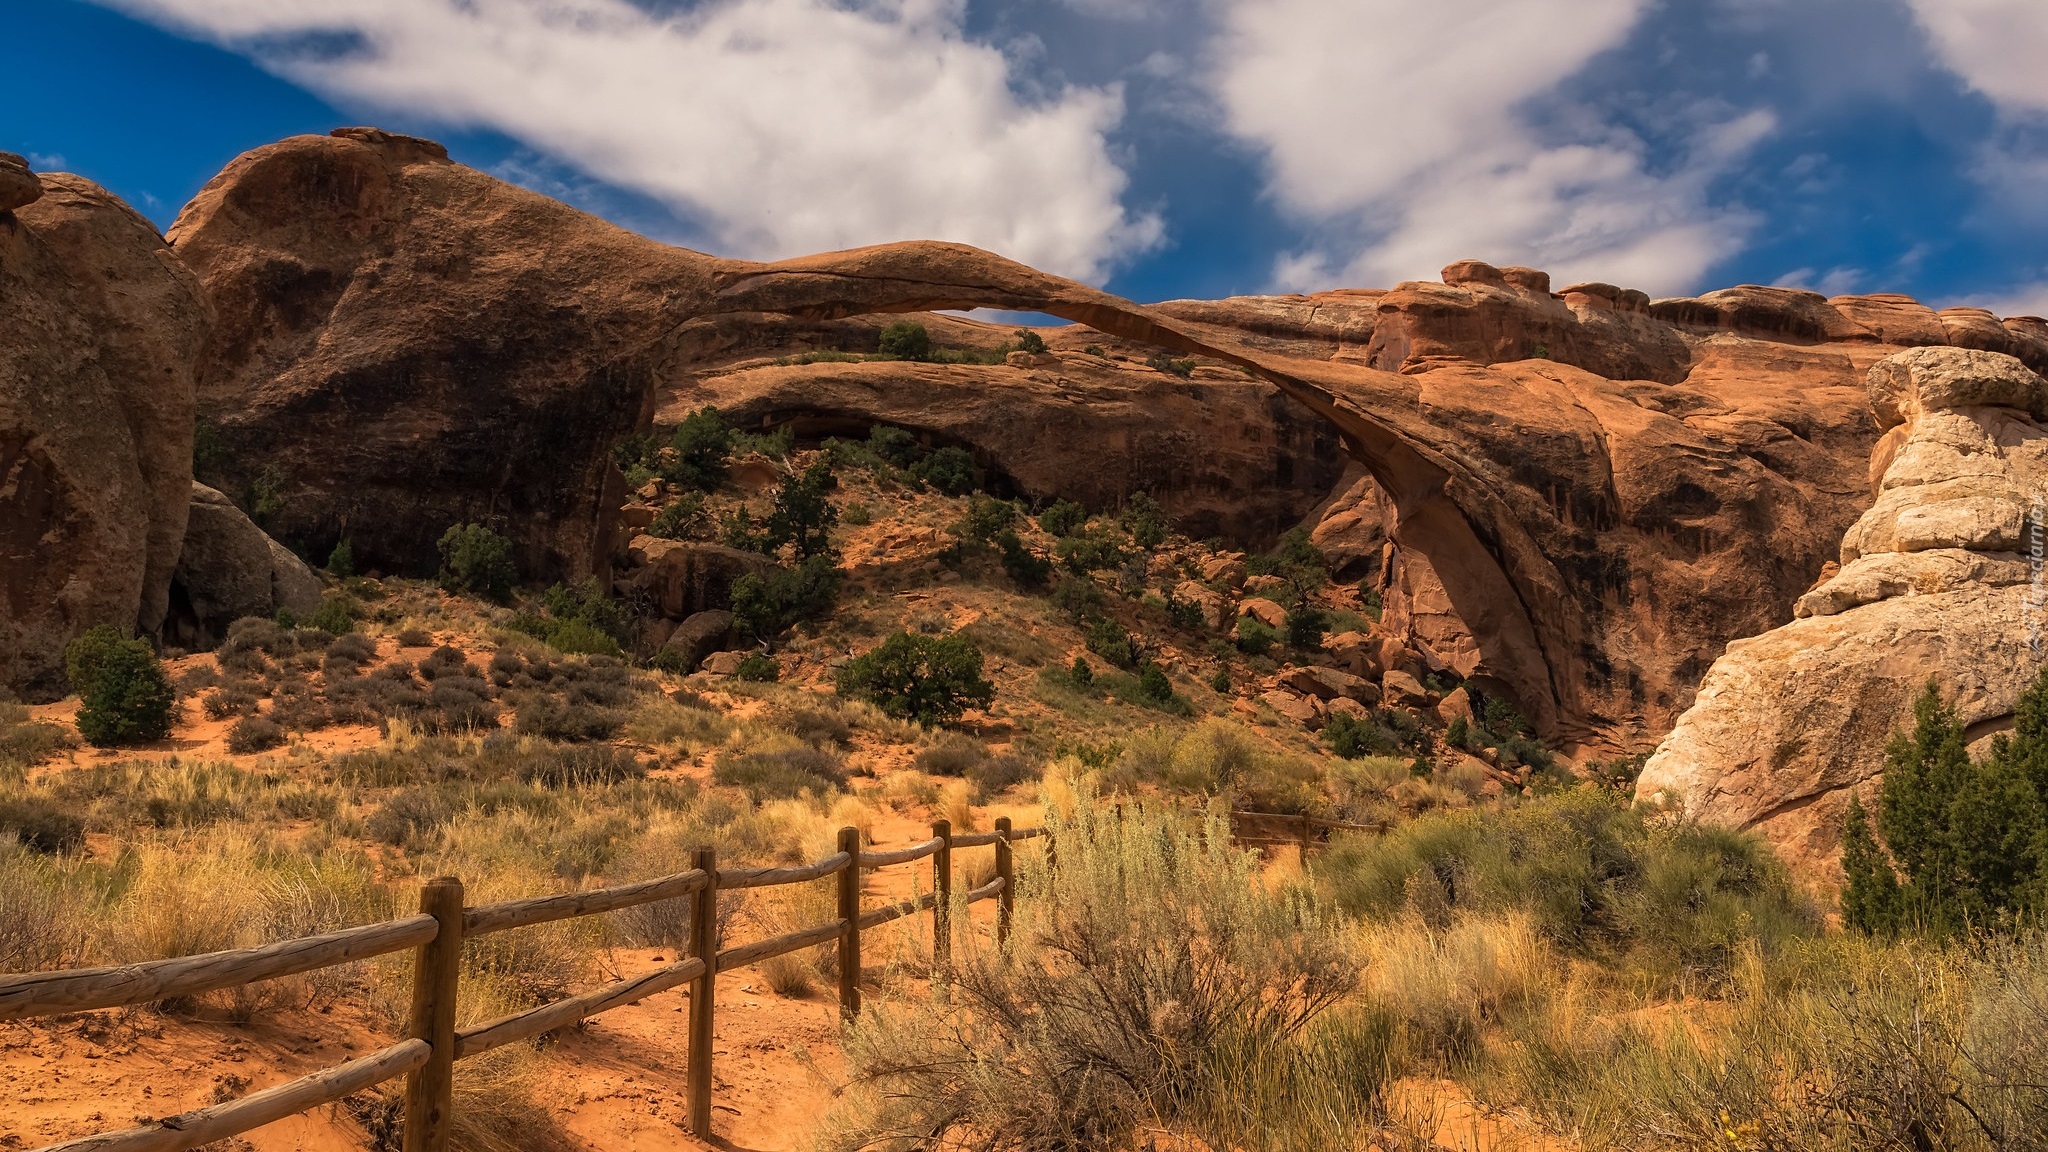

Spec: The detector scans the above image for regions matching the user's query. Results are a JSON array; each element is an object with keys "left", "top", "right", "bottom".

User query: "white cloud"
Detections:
[
  {"left": 1955, "top": 282, "right": 2048, "bottom": 321},
  {"left": 1902, "top": 0, "right": 2048, "bottom": 114},
  {"left": 1207, "top": 0, "right": 1772, "bottom": 295},
  {"left": 100, "top": 0, "right": 1161, "bottom": 281}
]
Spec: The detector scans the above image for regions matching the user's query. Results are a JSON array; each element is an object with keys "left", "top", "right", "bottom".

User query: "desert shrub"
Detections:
[
  {"left": 734, "top": 653, "right": 781, "bottom": 682},
  {"left": 1138, "top": 662, "right": 1173, "bottom": 704},
  {"left": 70, "top": 631, "right": 175, "bottom": 748},
  {"left": 368, "top": 786, "right": 457, "bottom": 850},
  {"left": 436, "top": 523, "right": 518, "bottom": 600},
  {"left": 1118, "top": 491, "right": 1169, "bottom": 549},
  {"left": 730, "top": 554, "right": 843, "bottom": 643},
  {"left": 226, "top": 714, "right": 285, "bottom": 754},
  {"left": 1084, "top": 620, "right": 1138, "bottom": 671},
  {"left": 834, "top": 632, "right": 995, "bottom": 728},
  {"left": 1234, "top": 615, "right": 1281, "bottom": 656},
  {"left": 1844, "top": 672, "right": 2048, "bottom": 937},
  {"left": 1068, "top": 655, "right": 1094, "bottom": 687},
  {"left": 417, "top": 645, "right": 472, "bottom": 680},
  {"left": 779, "top": 705, "right": 852, "bottom": 747},
  {"left": 966, "top": 753, "right": 1037, "bottom": 802},
  {"left": 648, "top": 493, "right": 707, "bottom": 539},
  {"left": 309, "top": 592, "right": 358, "bottom": 635},
  {"left": 963, "top": 494, "right": 1018, "bottom": 542},
  {"left": 877, "top": 320, "right": 933, "bottom": 361},
  {"left": 909, "top": 446, "right": 976, "bottom": 496},
  {"left": 0, "top": 704, "right": 73, "bottom": 769},
  {"left": 1146, "top": 353, "right": 1196, "bottom": 377},
  {"left": 324, "top": 538, "right": 355, "bottom": 577},
  {"left": 325, "top": 630, "right": 378, "bottom": 666},
  {"left": 0, "top": 847, "right": 88, "bottom": 971},
  {"left": 395, "top": 626, "right": 434, "bottom": 648},
  {"left": 1050, "top": 575, "right": 1106, "bottom": 623},
  {"left": 914, "top": 731, "right": 986, "bottom": 777},
  {"left": 1209, "top": 667, "right": 1231, "bottom": 693},
  {"left": 517, "top": 745, "right": 646, "bottom": 788},
  {"left": 0, "top": 796, "right": 85, "bottom": 855},
  {"left": 1055, "top": 525, "right": 1130, "bottom": 574},
  {"left": 714, "top": 745, "right": 847, "bottom": 799},
  {"left": 992, "top": 530, "right": 1051, "bottom": 588},
  {"left": 1318, "top": 789, "right": 1818, "bottom": 985},
  {"left": 1323, "top": 710, "right": 1399, "bottom": 759},
  {"left": 1036, "top": 498, "right": 1087, "bottom": 537},
  {"left": 1284, "top": 605, "right": 1327, "bottom": 650},
  {"left": 514, "top": 696, "right": 624, "bottom": 743},
  {"left": 820, "top": 798, "right": 1378, "bottom": 1152},
  {"left": 761, "top": 459, "right": 840, "bottom": 562},
  {"left": 656, "top": 405, "right": 734, "bottom": 491}
]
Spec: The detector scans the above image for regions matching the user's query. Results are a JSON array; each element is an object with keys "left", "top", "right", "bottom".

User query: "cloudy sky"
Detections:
[{"left": 7, "top": 0, "right": 2047, "bottom": 312}]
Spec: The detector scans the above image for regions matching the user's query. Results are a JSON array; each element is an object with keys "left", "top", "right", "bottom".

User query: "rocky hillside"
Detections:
[{"left": 8, "top": 127, "right": 2047, "bottom": 770}]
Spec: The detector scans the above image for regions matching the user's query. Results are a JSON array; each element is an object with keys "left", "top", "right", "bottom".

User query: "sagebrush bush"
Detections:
[
  {"left": 820, "top": 797, "right": 1381, "bottom": 1152},
  {"left": 714, "top": 745, "right": 847, "bottom": 800},
  {"left": 226, "top": 714, "right": 285, "bottom": 754}
]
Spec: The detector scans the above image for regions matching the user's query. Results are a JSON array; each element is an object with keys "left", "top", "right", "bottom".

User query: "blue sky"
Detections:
[{"left": 6, "top": 0, "right": 2047, "bottom": 313}]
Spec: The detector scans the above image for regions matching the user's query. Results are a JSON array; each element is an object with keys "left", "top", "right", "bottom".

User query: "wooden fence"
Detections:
[
  {"left": 0, "top": 817, "right": 1043, "bottom": 1152},
  {"left": 0, "top": 807, "right": 1373, "bottom": 1152}
]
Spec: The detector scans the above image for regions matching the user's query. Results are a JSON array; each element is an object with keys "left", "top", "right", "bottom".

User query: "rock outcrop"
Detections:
[
  {"left": 167, "top": 482, "right": 325, "bottom": 650},
  {"left": 1, "top": 167, "right": 211, "bottom": 700},
  {"left": 1636, "top": 347, "right": 2048, "bottom": 878},
  {"left": 167, "top": 127, "right": 2048, "bottom": 748}
]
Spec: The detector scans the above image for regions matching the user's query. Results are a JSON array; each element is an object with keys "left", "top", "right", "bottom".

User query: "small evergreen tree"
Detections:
[
  {"left": 69, "top": 630, "right": 174, "bottom": 747},
  {"left": 1013, "top": 328, "right": 1048, "bottom": 354},
  {"left": 764, "top": 459, "right": 839, "bottom": 562},
  {"left": 667, "top": 406, "right": 735, "bottom": 491},
  {"left": 910, "top": 446, "right": 976, "bottom": 496},
  {"left": 436, "top": 523, "right": 517, "bottom": 601},
  {"left": 1284, "top": 605, "right": 1328, "bottom": 650},
  {"left": 1845, "top": 674, "right": 2048, "bottom": 936},
  {"left": 1037, "top": 499, "right": 1087, "bottom": 538},
  {"left": 325, "top": 539, "right": 355, "bottom": 577},
  {"left": 835, "top": 632, "right": 995, "bottom": 727},
  {"left": 878, "top": 321, "right": 934, "bottom": 362}
]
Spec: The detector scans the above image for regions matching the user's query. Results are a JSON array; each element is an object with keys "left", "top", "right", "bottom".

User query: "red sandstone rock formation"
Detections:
[
  {"left": 164, "top": 127, "right": 2048, "bottom": 749},
  {"left": 1, "top": 167, "right": 211, "bottom": 699}
]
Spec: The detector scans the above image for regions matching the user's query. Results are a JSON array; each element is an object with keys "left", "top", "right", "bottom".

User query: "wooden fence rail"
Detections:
[
  {"left": 6, "top": 820, "right": 1046, "bottom": 1152},
  {"left": 5, "top": 809, "right": 1360, "bottom": 1152}
]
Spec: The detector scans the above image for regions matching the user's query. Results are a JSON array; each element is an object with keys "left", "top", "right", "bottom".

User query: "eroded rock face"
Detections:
[
  {"left": 168, "top": 128, "right": 2048, "bottom": 749},
  {"left": 1636, "top": 347, "right": 2048, "bottom": 880},
  {"left": 1, "top": 171, "right": 210, "bottom": 700},
  {"left": 168, "top": 482, "right": 324, "bottom": 650}
]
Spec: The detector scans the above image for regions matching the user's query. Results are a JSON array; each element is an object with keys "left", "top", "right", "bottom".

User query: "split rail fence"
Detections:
[
  {"left": 0, "top": 807, "right": 1368, "bottom": 1152},
  {"left": 0, "top": 818, "right": 1043, "bottom": 1152}
]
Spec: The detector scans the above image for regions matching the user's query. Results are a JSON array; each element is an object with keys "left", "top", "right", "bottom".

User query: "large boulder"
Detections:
[
  {"left": 1636, "top": 347, "right": 2048, "bottom": 881},
  {"left": 167, "top": 482, "right": 325, "bottom": 649},
  {"left": 1, "top": 170, "right": 210, "bottom": 700},
  {"left": 659, "top": 610, "right": 737, "bottom": 673},
  {"left": 623, "top": 537, "right": 777, "bottom": 621}
]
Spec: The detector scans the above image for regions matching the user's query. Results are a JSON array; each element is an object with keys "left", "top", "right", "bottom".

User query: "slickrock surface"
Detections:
[{"left": 1637, "top": 347, "right": 2048, "bottom": 878}]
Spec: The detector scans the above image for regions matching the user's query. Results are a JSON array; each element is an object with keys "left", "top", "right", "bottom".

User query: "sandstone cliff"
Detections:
[
  {"left": 1, "top": 161, "right": 212, "bottom": 700},
  {"left": 164, "top": 129, "right": 2048, "bottom": 749},
  {"left": 1636, "top": 347, "right": 2047, "bottom": 878}
]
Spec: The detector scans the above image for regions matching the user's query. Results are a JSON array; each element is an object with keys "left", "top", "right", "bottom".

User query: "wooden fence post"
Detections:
[
  {"left": 836, "top": 826, "right": 861, "bottom": 1019},
  {"left": 688, "top": 846, "right": 717, "bottom": 1139},
  {"left": 931, "top": 820, "right": 952, "bottom": 970},
  {"left": 1300, "top": 812, "right": 1314, "bottom": 865},
  {"left": 403, "top": 876, "right": 463, "bottom": 1152},
  {"left": 994, "top": 817, "right": 1013, "bottom": 946}
]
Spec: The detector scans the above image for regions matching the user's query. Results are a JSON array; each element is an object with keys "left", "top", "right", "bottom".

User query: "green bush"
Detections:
[
  {"left": 1012, "top": 328, "right": 1048, "bottom": 354},
  {"left": 729, "top": 555, "right": 843, "bottom": 644},
  {"left": 1234, "top": 615, "right": 1280, "bottom": 656},
  {"left": 1138, "top": 662, "right": 1174, "bottom": 704},
  {"left": 325, "top": 539, "right": 355, "bottom": 577},
  {"left": 226, "top": 714, "right": 285, "bottom": 754},
  {"left": 1085, "top": 619, "right": 1138, "bottom": 670},
  {"left": 733, "top": 653, "right": 781, "bottom": 682},
  {"left": 996, "top": 530, "right": 1051, "bottom": 588},
  {"left": 436, "top": 523, "right": 517, "bottom": 600},
  {"left": 1209, "top": 667, "right": 1231, "bottom": 693},
  {"left": 309, "top": 593, "right": 358, "bottom": 635},
  {"left": 964, "top": 494, "right": 1017, "bottom": 541},
  {"left": 1037, "top": 499, "right": 1087, "bottom": 537},
  {"left": 867, "top": 424, "right": 922, "bottom": 468},
  {"left": 834, "top": 632, "right": 995, "bottom": 728},
  {"left": 910, "top": 446, "right": 976, "bottom": 496},
  {"left": 1317, "top": 789, "right": 1818, "bottom": 983},
  {"left": 1284, "top": 606, "right": 1327, "bottom": 650},
  {"left": 841, "top": 501, "right": 872, "bottom": 527},
  {"left": 667, "top": 406, "right": 734, "bottom": 491},
  {"left": 648, "top": 494, "right": 705, "bottom": 540},
  {"left": 1055, "top": 526, "right": 1131, "bottom": 574},
  {"left": 69, "top": 631, "right": 174, "bottom": 748},
  {"left": 1118, "top": 492, "right": 1169, "bottom": 549},
  {"left": 878, "top": 321, "right": 933, "bottom": 362},
  {"left": 1146, "top": 353, "right": 1196, "bottom": 377},
  {"left": 764, "top": 459, "right": 839, "bottom": 561},
  {"left": 1068, "top": 656, "right": 1095, "bottom": 688},
  {"left": 1844, "top": 672, "right": 2048, "bottom": 937},
  {"left": 1051, "top": 576, "right": 1105, "bottom": 623}
]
